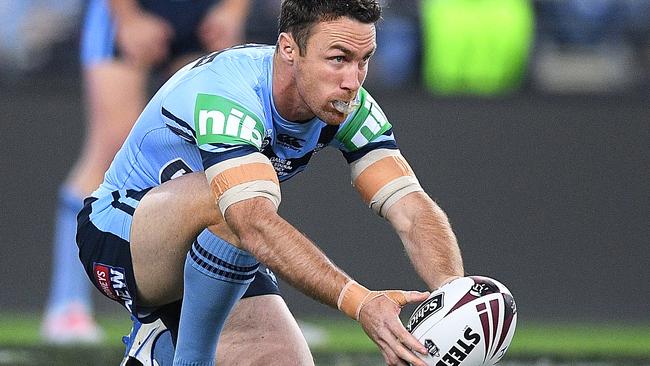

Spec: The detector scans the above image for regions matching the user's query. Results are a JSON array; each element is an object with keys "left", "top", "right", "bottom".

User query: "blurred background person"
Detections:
[
  {"left": 41, "top": 0, "right": 251, "bottom": 344},
  {"left": 0, "top": 0, "right": 82, "bottom": 73}
]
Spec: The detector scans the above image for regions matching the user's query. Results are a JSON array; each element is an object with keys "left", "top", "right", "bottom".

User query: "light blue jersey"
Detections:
[{"left": 91, "top": 45, "right": 397, "bottom": 238}]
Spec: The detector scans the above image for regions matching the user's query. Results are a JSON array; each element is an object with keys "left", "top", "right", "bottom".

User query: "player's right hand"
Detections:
[
  {"left": 357, "top": 290, "right": 430, "bottom": 366},
  {"left": 115, "top": 11, "right": 174, "bottom": 68}
]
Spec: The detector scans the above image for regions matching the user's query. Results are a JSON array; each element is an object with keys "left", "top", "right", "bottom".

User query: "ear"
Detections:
[{"left": 277, "top": 32, "right": 297, "bottom": 63}]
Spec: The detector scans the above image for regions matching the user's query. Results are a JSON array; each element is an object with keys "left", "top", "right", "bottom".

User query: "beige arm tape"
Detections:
[
  {"left": 350, "top": 149, "right": 423, "bottom": 217},
  {"left": 205, "top": 152, "right": 281, "bottom": 216},
  {"left": 337, "top": 280, "right": 408, "bottom": 321}
]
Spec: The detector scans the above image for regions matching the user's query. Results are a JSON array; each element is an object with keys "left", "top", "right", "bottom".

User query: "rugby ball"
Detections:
[{"left": 406, "top": 276, "right": 517, "bottom": 366}]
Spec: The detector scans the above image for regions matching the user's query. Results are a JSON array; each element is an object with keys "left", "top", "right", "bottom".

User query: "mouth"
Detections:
[{"left": 332, "top": 99, "right": 360, "bottom": 114}]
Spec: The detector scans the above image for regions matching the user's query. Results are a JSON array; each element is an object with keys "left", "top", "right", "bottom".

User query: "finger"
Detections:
[
  {"left": 377, "top": 338, "right": 402, "bottom": 366},
  {"left": 391, "top": 334, "right": 427, "bottom": 366},
  {"left": 384, "top": 290, "right": 428, "bottom": 308},
  {"left": 402, "top": 290, "right": 431, "bottom": 304},
  {"left": 396, "top": 326, "right": 428, "bottom": 356},
  {"left": 388, "top": 317, "right": 427, "bottom": 355}
]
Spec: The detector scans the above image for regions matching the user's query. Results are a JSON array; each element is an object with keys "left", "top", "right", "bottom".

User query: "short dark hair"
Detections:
[{"left": 278, "top": 0, "right": 382, "bottom": 55}]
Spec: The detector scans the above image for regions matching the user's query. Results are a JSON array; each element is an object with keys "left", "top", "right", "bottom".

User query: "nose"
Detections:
[{"left": 340, "top": 64, "right": 363, "bottom": 92}]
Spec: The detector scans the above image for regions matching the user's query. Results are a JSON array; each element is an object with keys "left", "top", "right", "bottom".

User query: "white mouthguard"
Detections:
[{"left": 333, "top": 100, "right": 360, "bottom": 114}]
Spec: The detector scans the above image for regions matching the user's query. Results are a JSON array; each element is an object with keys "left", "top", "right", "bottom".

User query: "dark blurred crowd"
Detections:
[
  {"left": 1, "top": 0, "right": 649, "bottom": 94},
  {"left": 533, "top": 0, "right": 650, "bottom": 94}
]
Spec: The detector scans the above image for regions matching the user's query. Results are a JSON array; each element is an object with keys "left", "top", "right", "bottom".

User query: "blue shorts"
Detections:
[
  {"left": 76, "top": 189, "right": 281, "bottom": 325},
  {"left": 81, "top": 0, "right": 222, "bottom": 66}
]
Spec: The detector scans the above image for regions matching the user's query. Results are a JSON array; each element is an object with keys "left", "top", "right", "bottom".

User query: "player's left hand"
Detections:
[
  {"left": 198, "top": 0, "right": 248, "bottom": 52},
  {"left": 357, "top": 290, "right": 430, "bottom": 366}
]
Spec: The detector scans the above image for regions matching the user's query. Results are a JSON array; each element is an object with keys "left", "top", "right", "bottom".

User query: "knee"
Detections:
[{"left": 217, "top": 332, "right": 314, "bottom": 366}]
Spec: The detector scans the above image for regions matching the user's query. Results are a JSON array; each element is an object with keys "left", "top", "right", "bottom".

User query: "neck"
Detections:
[{"left": 272, "top": 52, "right": 314, "bottom": 122}]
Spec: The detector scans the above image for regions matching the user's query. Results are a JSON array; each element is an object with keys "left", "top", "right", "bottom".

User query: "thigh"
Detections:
[
  {"left": 129, "top": 172, "right": 234, "bottom": 306},
  {"left": 217, "top": 295, "right": 314, "bottom": 366}
]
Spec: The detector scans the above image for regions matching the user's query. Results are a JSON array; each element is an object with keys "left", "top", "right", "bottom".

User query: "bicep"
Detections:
[
  {"left": 205, "top": 152, "right": 281, "bottom": 217},
  {"left": 349, "top": 148, "right": 424, "bottom": 217}
]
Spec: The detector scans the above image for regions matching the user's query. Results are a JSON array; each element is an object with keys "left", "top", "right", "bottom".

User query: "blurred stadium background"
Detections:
[{"left": 1, "top": 0, "right": 649, "bottom": 364}]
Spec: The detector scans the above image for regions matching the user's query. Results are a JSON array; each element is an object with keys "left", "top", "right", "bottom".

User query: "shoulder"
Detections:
[
  {"left": 164, "top": 45, "right": 273, "bottom": 97},
  {"left": 155, "top": 47, "right": 274, "bottom": 149},
  {"left": 205, "top": 44, "right": 274, "bottom": 81}
]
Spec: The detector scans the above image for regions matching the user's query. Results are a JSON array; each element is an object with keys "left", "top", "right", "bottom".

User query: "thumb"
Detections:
[
  {"left": 403, "top": 290, "right": 431, "bottom": 304},
  {"left": 383, "top": 290, "right": 430, "bottom": 308}
]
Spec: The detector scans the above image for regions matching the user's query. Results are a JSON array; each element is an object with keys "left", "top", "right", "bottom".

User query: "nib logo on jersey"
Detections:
[
  {"left": 94, "top": 263, "right": 133, "bottom": 312},
  {"left": 194, "top": 94, "right": 265, "bottom": 149}
]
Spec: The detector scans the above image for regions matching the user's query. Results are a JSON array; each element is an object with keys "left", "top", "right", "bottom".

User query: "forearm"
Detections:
[
  {"left": 225, "top": 198, "right": 431, "bottom": 365},
  {"left": 387, "top": 192, "right": 464, "bottom": 289},
  {"left": 225, "top": 198, "right": 350, "bottom": 308}
]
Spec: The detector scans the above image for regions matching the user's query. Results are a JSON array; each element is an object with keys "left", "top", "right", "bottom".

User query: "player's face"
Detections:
[{"left": 295, "top": 17, "right": 376, "bottom": 125}]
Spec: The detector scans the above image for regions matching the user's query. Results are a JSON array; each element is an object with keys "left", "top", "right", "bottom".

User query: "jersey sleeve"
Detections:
[
  {"left": 160, "top": 56, "right": 267, "bottom": 171},
  {"left": 332, "top": 88, "right": 398, "bottom": 163}
]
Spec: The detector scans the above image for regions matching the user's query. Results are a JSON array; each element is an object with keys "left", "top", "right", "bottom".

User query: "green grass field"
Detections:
[{"left": 1, "top": 313, "right": 649, "bottom": 365}]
